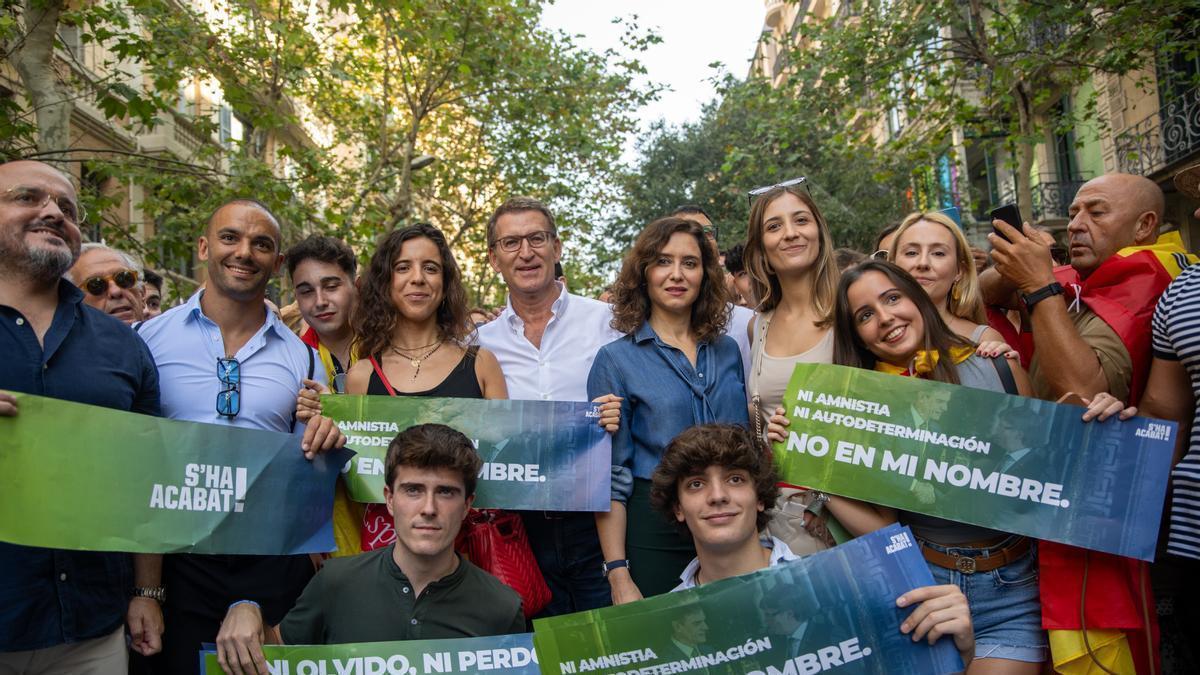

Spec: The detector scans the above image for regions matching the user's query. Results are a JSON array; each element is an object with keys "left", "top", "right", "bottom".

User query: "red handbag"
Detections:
[{"left": 456, "top": 509, "right": 551, "bottom": 618}]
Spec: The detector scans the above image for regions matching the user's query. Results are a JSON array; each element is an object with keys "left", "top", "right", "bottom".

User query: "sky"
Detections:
[{"left": 540, "top": 0, "right": 766, "bottom": 155}]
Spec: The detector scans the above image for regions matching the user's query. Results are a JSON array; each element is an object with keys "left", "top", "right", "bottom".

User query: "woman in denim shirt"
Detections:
[{"left": 588, "top": 216, "right": 750, "bottom": 603}]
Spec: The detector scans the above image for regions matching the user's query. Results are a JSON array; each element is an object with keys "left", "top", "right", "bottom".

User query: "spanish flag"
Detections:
[{"left": 1043, "top": 232, "right": 1196, "bottom": 675}]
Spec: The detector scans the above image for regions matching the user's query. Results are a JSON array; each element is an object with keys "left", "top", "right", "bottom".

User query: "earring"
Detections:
[{"left": 951, "top": 282, "right": 962, "bottom": 302}]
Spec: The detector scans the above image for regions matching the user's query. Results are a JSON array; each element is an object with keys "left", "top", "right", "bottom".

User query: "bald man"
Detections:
[
  {"left": 135, "top": 199, "right": 345, "bottom": 674},
  {"left": 981, "top": 174, "right": 1198, "bottom": 673}
]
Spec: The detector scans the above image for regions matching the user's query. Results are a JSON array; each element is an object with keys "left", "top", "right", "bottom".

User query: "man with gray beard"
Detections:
[{"left": 0, "top": 160, "right": 163, "bottom": 672}]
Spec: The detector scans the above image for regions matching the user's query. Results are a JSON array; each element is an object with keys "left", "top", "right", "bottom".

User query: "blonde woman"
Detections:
[{"left": 889, "top": 211, "right": 1004, "bottom": 346}]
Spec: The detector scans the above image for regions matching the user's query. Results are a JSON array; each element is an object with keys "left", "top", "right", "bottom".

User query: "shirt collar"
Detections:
[
  {"left": 182, "top": 289, "right": 284, "bottom": 339},
  {"left": 56, "top": 277, "right": 85, "bottom": 306},
  {"left": 503, "top": 282, "right": 568, "bottom": 329},
  {"left": 677, "top": 536, "right": 797, "bottom": 589},
  {"left": 633, "top": 320, "right": 658, "bottom": 344}
]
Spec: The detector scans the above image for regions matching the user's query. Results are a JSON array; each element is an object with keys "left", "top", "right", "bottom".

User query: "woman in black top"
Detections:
[{"left": 340, "top": 224, "right": 507, "bottom": 550}]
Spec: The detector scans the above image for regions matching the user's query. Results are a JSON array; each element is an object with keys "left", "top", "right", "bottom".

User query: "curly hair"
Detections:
[
  {"left": 742, "top": 185, "right": 838, "bottom": 323},
  {"left": 609, "top": 217, "right": 729, "bottom": 342},
  {"left": 650, "top": 424, "right": 780, "bottom": 534},
  {"left": 889, "top": 211, "right": 986, "bottom": 324},
  {"left": 284, "top": 234, "right": 357, "bottom": 280},
  {"left": 384, "top": 424, "right": 482, "bottom": 497},
  {"left": 354, "top": 224, "right": 470, "bottom": 359},
  {"left": 831, "top": 260, "right": 973, "bottom": 384}
]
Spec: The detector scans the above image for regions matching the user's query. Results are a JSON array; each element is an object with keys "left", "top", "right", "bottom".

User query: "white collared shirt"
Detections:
[
  {"left": 672, "top": 536, "right": 800, "bottom": 592},
  {"left": 477, "top": 285, "right": 752, "bottom": 401},
  {"left": 476, "top": 284, "right": 623, "bottom": 401}
]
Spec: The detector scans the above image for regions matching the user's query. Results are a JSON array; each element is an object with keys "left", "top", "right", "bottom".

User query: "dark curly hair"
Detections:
[
  {"left": 384, "top": 424, "right": 482, "bottom": 497},
  {"left": 354, "top": 224, "right": 470, "bottom": 360},
  {"left": 284, "top": 234, "right": 357, "bottom": 279},
  {"left": 651, "top": 424, "right": 780, "bottom": 534},
  {"left": 832, "top": 260, "right": 972, "bottom": 384},
  {"left": 609, "top": 216, "right": 729, "bottom": 342}
]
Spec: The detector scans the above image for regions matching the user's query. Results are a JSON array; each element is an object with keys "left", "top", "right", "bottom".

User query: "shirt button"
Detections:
[
  {"left": 699, "top": 373, "right": 704, "bottom": 378},
  {"left": 15, "top": 318, "right": 24, "bottom": 326},
  {"left": 403, "top": 587, "right": 409, "bottom": 593},
  {"left": 59, "top": 572, "right": 67, "bottom": 582},
  {"left": 541, "top": 394, "right": 549, "bottom": 400},
  {"left": 410, "top": 618, "right": 418, "bottom": 625}
]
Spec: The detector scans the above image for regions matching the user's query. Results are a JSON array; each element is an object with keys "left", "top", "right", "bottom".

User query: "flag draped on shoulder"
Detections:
[{"left": 1044, "top": 231, "right": 1195, "bottom": 675}]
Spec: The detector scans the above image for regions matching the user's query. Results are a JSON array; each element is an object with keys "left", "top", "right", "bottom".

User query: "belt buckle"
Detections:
[{"left": 955, "top": 555, "right": 977, "bottom": 574}]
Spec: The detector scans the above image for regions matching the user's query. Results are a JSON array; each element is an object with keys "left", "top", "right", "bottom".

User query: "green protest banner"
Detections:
[
  {"left": 200, "top": 633, "right": 539, "bottom": 674},
  {"left": 533, "top": 524, "right": 962, "bottom": 674},
  {"left": 774, "top": 363, "right": 1175, "bottom": 560},
  {"left": 321, "top": 396, "right": 610, "bottom": 511},
  {"left": 0, "top": 393, "right": 351, "bottom": 555}
]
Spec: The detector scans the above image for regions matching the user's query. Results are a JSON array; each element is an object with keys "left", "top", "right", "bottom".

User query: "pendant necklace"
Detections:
[{"left": 390, "top": 341, "right": 442, "bottom": 379}]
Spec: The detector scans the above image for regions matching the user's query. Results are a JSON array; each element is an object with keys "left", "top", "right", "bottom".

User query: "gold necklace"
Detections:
[{"left": 390, "top": 341, "right": 443, "bottom": 379}]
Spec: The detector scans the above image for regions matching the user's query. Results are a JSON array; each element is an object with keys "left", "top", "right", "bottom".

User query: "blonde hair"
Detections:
[
  {"left": 889, "top": 212, "right": 985, "bottom": 324},
  {"left": 743, "top": 186, "right": 838, "bottom": 324}
]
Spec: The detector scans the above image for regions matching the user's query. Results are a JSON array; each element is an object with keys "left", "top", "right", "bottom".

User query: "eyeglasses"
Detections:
[
  {"left": 2, "top": 186, "right": 86, "bottom": 224},
  {"left": 216, "top": 357, "right": 241, "bottom": 418},
  {"left": 701, "top": 225, "right": 719, "bottom": 242},
  {"left": 747, "top": 176, "right": 808, "bottom": 203},
  {"left": 491, "top": 230, "right": 554, "bottom": 253},
  {"left": 79, "top": 269, "right": 139, "bottom": 297},
  {"left": 871, "top": 249, "right": 890, "bottom": 260}
]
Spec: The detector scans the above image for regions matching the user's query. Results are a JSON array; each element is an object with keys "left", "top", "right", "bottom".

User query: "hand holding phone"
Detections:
[{"left": 989, "top": 203, "right": 1023, "bottom": 243}]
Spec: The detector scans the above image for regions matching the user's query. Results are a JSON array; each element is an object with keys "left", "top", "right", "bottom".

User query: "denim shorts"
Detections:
[{"left": 921, "top": 536, "right": 1048, "bottom": 663}]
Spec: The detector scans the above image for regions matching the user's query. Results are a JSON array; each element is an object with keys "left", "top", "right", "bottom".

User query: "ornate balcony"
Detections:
[
  {"left": 1031, "top": 179, "right": 1086, "bottom": 221},
  {"left": 1115, "top": 85, "right": 1200, "bottom": 177}
]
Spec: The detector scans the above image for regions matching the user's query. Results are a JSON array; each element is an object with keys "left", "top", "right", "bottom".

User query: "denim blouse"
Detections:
[{"left": 586, "top": 322, "right": 749, "bottom": 504}]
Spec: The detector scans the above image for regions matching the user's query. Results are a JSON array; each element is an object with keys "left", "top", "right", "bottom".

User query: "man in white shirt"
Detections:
[
  {"left": 475, "top": 197, "right": 622, "bottom": 616},
  {"left": 650, "top": 423, "right": 976, "bottom": 667}
]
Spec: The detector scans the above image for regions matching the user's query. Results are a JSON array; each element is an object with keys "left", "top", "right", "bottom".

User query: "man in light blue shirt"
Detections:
[{"left": 138, "top": 198, "right": 344, "bottom": 674}]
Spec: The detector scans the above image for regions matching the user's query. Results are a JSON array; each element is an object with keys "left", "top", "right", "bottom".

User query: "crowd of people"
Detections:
[{"left": 2, "top": 155, "right": 1199, "bottom": 675}]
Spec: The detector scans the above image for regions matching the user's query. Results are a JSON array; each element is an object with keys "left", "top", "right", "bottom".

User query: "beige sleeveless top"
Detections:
[{"left": 749, "top": 310, "right": 834, "bottom": 435}]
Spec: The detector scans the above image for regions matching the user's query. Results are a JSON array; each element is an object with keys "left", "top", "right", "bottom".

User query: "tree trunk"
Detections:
[
  {"left": 387, "top": 124, "right": 420, "bottom": 228},
  {"left": 11, "top": 0, "right": 72, "bottom": 167},
  {"left": 1013, "top": 81, "right": 1036, "bottom": 224}
]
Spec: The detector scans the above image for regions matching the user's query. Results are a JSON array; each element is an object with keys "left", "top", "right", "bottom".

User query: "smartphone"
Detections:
[{"left": 989, "top": 203, "right": 1023, "bottom": 242}]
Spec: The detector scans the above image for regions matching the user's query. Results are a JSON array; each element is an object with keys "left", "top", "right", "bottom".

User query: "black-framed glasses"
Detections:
[
  {"left": 2, "top": 185, "right": 86, "bottom": 224},
  {"left": 79, "top": 268, "right": 139, "bottom": 297},
  {"left": 747, "top": 176, "right": 808, "bottom": 203},
  {"left": 491, "top": 230, "right": 554, "bottom": 253},
  {"left": 701, "top": 224, "right": 719, "bottom": 242},
  {"left": 216, "top": 357, "right": 241, "bottom": 418}
]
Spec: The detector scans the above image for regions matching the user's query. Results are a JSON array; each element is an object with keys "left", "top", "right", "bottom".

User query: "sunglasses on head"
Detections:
[
  {"left": 748, "top": 176, "right": 808, "bottom": 203},
  {"left": 79, "top": 269, "right": 139, "bottom": 297}
]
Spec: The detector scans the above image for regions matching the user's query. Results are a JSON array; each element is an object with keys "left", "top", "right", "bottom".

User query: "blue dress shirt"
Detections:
[
  {"left": 587, "top": 322, "right": 749, "bottom": 503},
  {"left": 136, "top": 290, "right": 324, "bottom": 432},
  {"left": 0, "top": 280, "right": 160, "bottom": 651}
]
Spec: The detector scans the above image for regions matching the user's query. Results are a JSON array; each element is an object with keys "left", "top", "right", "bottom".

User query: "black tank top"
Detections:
[{"left": 367, "top": 345, "right": 483, "bottom": 398}]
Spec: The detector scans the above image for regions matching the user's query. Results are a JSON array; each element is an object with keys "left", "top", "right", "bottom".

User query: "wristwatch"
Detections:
[
  {"left": 133, "top": 586, "right": 166, "bottom": 603},
  {"left": 805, "top": 491, "right": 830, "bottom": 516},
  {"left": 601, "top": 559, "right": 630, "bottom": 578},
  {"left": 1021, "top": 282, "right": 1064, "bottom": 311}
]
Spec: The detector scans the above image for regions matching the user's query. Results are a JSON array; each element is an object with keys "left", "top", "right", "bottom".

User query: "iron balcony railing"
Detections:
[{"left": 1115, "top": 85, "right": 1200, "bottom": 176}]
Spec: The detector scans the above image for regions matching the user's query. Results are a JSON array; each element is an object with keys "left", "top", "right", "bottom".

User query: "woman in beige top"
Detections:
[
  {"left": 744, "top": 181, "right": 890, "bottom": 537},
  {"left": 742, "top": 181, "right": 838, "bottom": 431}
]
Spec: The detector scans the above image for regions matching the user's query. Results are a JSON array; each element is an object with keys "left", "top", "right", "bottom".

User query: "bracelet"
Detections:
[{"left": 228, "top": 599, "right": 261, "bottom": 613}]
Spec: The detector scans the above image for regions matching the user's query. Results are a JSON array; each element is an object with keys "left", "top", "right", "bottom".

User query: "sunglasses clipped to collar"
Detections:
[
  {"left": 78, "top": 269, "right": 139, "bottom": 297},
  {"left": 747, "top": 176, "right": 809, "bottom": 204}
]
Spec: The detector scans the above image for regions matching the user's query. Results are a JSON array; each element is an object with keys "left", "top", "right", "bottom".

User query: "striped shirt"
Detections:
[{"left": 1151, "top": 263, "right": 1200, "bottom": 561}]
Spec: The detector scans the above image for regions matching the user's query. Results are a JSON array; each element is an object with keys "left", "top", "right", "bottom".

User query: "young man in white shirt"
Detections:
[{"left": 650, "top": 423, "right": 976, "bottom": 667}]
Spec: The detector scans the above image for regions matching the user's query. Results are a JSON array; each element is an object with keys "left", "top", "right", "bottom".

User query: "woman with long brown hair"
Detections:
[
  {"left": 587, "top": 216, "right": 749, "bottom": 602},
  {"left": 832, "top": 260, "right": 1042, "bottom": 674}
]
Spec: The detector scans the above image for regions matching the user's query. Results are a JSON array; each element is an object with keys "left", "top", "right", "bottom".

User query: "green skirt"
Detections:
[{"left": 626, "top": 478, "right": 696, "bottom": 597}]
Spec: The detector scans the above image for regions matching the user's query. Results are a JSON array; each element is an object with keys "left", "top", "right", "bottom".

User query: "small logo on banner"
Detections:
[
  {"left": 884, "top": 532, "right": 913, "bottom": 555},
  {"left": 1135, "top": 422, "right": 1171, "bottom": 442},
  {"left": 149, "top": 463, "right": 248, "bottom": 513}
]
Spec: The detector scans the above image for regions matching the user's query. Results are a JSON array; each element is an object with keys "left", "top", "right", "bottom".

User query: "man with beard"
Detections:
[
  {"left": 136, "top": 198, "right": 346, "bottom": 674},
  {"left": 0, "top": 160, "right": 163, "bottom": 671},
  {"left": 69, "top": 243, "right": 147, "bottom": 325}
]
